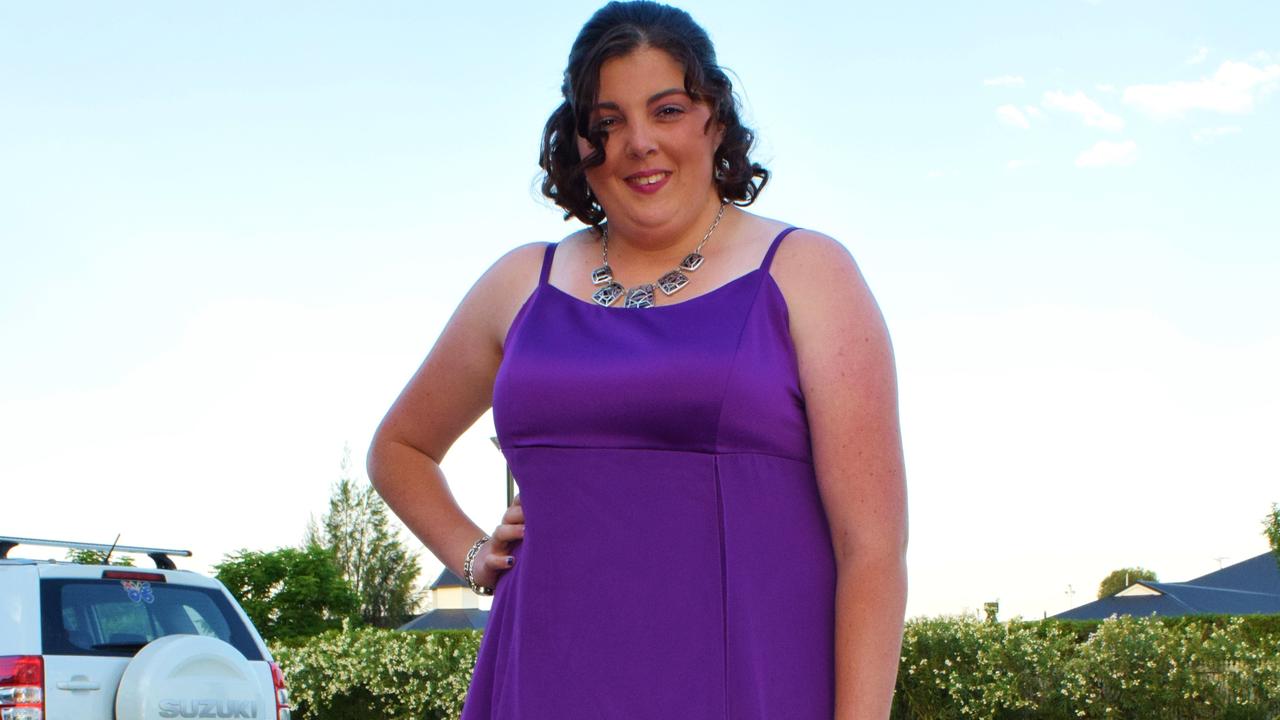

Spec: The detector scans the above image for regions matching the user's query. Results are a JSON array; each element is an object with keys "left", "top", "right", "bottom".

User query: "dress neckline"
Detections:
[
  {"left": 543, "top": 267, "right": 764, "bottom": 312},
  {"left": 536, "top": 225, "right": 798, "bottom": 313}
]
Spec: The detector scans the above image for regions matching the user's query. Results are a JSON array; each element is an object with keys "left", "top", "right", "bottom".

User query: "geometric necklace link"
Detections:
[{"left": 590, "top": 201, "right": 727, "bottom": 308}]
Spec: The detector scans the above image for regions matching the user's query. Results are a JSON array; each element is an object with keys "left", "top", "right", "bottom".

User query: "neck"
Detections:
[{"left": 603, "top": 199, "right": 733, "bottom": 266}]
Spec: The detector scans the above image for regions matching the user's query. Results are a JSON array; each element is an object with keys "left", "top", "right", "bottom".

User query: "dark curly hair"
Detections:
[{"left": 539, "top": 1, "right": 769, "bottom": 227}]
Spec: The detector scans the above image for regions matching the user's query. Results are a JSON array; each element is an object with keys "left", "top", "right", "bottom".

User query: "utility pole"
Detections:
[{"left": 490, "top": 436, "right": 516, "bottom": 508}]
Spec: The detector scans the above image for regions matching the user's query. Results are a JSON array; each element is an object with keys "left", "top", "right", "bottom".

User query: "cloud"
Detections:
[
  {"left": 1096, "top": 83, "right": 1117, "bottom": 94},
  {"left": 1006, "top": 159, "right": 1029, "bottom": 171},
  {"left": 984, "top": 75, "right": 1025, "bottom": 87},
  {"left": 1187, "top": 46, "right": 1209, "bottom": 65},
  {"left": 997, "top": 104, "right": 1031, "bottom": 129},
  {"left": 1124, "top": 60, "right": 1280, "bottom": 118},
  {"left": 1024, "top": 105, "right": 1044, "bottom": 119},
  {"left": 1192, "top": 126, "right": 1242, "bottom": 142},
  {"left": 1075, "top": 140, "right": 1137, "bottom": 167},
  {"left": 1043, "top": 90, "right": 1125, "bottom": 131},
  {"left": 926, "top": 169, "right": 946, "bottom": 179}
]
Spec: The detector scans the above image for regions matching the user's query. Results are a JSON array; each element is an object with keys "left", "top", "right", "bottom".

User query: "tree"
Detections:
[
  {"left": 305, "top": 445, "right": 423, "bottom": 628},
  {"left": 65, "top": 548, "right": 135, "bottom": 566},
  {"left": 1097, "top": 567, "right": 1158, "bottom": 599},
  {"left": 214, "top": 545, "right": 359, "bottom": 642},
  {"left": 1265, "top": 502, "right": 1280, "bottom": 569}
]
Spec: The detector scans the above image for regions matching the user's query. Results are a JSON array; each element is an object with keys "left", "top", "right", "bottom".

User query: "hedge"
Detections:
[
  {"left": 271, "top": 620, "right": 478, "bottom": 719},
  {"left": 271, "top": 614, "right": 1280, "bottom": 720},
  {"left": 894, "top": 614, "right": 1280, "bottom": 719}
]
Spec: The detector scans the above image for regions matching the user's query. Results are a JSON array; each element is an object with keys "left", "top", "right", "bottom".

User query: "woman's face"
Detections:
[{"left": 577, "top": 46, "right": 723, "bottom": 238}]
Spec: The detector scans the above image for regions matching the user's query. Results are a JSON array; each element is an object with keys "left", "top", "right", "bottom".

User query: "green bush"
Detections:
[
  {"left": 895, "top": 616, "right": 1077, "bottom": 719},
  {"left": 271, "top": 620, "right": 479, "bottom": 720},
  {"left": 894, "top": 614, "right": 1280, "bottom": 720},
  {"left": 271, "top": 615, "right": 1280, "bottom": 720}
]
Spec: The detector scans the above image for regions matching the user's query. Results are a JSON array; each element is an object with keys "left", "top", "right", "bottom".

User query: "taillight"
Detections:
[
  {"left": 0, "top": 656, "right": 43, "bottom": 720},
  {"left": 102, "top": 570, "right": 166, "bottom": 582},
  {"left": 268, "top": 661, "right": 291, "bottom": 720}
]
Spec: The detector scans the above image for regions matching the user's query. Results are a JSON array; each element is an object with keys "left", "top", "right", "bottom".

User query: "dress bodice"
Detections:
[{"left": 493, "top": 227, "right": 810, "bottom": 462}]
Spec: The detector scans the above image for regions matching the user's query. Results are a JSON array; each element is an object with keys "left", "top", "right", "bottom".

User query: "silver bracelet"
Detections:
[{"left": 464, "top": 534, "right": 494, "bottom": 596}]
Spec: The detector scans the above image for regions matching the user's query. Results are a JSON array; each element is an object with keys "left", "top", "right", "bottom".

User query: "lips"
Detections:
[{"left": 624, "top": 169, "right": 671, "bottom": 194}]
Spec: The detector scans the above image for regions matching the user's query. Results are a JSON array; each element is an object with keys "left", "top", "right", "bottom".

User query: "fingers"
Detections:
[
  {"left": 490, "top": 521, "right": 526, "bottom": 544},
  {"left": 485, "top": 550, "right": 516, "bottom": 570},
  {"left": 478, "top": 494, "right": 526, "bottom": 583},
  {"left": 473, "top": 537, "right": 517, "bottom": 588},
  {"left": 481, "top": 537, "right": 516, "bottom": 573}
]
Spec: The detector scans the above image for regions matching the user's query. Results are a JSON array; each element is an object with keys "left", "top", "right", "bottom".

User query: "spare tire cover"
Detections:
[{"left": 115, "top": 635, "right": 264, "bottom": 720}]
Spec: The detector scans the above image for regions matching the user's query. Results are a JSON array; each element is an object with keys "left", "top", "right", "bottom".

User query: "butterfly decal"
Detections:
[{"left": 121, "top": 580, "right": 155, "bottom": 604}]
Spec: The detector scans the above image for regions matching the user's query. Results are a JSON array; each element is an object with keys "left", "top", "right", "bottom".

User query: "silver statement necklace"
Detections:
[{"left": 590, "top": 202, "right": 728, "bottom": 308}]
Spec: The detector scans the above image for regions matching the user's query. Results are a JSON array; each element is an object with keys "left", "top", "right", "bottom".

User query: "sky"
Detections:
[{"left": 2, "top": 1, "right": 1278, "bottom": 621}]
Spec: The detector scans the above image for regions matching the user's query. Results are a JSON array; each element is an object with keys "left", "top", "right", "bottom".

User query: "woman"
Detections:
[{"left": 368, "top": 2, "right": 907, "bottom": 718}]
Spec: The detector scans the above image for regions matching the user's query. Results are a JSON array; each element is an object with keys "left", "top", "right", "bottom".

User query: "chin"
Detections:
[{"left": 610, "top": 197, "right": 700, "bottom": 230}]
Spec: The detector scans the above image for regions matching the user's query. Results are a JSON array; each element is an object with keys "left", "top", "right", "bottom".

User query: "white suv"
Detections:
[{"left": 0, "top": 536, "right": 291, "bottom": 720}]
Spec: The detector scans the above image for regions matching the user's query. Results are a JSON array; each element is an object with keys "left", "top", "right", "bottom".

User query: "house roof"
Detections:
[
  {"left": 1183, "top": 552, "right": 1280, "bottom": 594},
  {"left": 398, "top": 607, "right": 489, "bottom": 631},
  {"left": 429, "top": 567, "right": 468, "bottom": 590},
  {"left": 1053, "top": 552, "right": 1280, "bottom": 620}
]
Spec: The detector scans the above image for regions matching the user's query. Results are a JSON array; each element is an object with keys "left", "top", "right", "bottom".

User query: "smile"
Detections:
[{"left": 624, "top": 171, "right": 672, "bottom": 194}]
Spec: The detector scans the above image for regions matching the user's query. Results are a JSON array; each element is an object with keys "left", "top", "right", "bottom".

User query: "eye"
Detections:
[
  {"left": 592, "top": 116, "right": 620, "bottom": 133},
  {"left": 656, "top": 105, "right": 685, "bottom": 119}
]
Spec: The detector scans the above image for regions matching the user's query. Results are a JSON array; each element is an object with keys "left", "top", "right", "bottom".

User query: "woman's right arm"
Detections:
[{"left": 366, "top": 241, "right": 548, "bottom": 587}]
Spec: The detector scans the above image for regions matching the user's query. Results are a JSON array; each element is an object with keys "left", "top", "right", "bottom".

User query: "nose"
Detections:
[{"left": 623, "top": 120, "right": 657, "bottom": 159}]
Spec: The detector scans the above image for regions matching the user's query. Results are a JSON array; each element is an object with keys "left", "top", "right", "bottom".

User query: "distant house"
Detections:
[
  {"left": 399, "top": 568, "right": 490, "bottom": 631},
  {"left": 1054, "top": 552, "right": 1280, "bottom": 620}
]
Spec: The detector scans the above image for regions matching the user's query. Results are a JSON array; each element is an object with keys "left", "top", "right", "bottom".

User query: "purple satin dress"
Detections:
[{"left": 460, "top": 227, "right": 837, "bottom": 719}]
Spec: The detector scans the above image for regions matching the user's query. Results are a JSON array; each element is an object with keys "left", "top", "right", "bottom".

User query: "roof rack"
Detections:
[{"left": 0, "top": 535, "right": 192, "bottom": 570}]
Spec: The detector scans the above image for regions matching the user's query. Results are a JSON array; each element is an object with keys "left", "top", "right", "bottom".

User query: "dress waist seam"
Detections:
[{"left": 499, "top": 443, "right": 812, "bottom": 465}]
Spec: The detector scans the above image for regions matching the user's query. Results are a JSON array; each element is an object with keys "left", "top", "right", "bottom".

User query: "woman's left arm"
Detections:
[{"left": 773, "top": 230, "right": 908, "bottom": 720}]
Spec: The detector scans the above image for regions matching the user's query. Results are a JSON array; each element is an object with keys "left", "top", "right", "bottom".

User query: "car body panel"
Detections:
[{"left": 1, "top": 552, "right": 281, "bottom": 720}]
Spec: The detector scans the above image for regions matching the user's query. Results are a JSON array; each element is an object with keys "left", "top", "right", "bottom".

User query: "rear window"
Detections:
[{"left": 40, "top": 578, "right": 263, "bottom": 660}]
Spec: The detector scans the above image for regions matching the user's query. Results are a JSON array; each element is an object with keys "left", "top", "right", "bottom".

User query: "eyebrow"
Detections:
[{"left": 591, "top": 87, "right": 688, "bottom": 112}]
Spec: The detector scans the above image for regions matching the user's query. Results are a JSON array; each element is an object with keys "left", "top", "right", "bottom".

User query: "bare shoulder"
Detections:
[
  {"left": 475, "top": 241, "right": 551, "bottom": 297},
  {"left": 373, "top": 238, "right": 561, "bottom": 459},
  {"left": 490, "top": 228, "right": 598, "bottom": 277},
  {"left": 456, "top": 240, "right": 554, "bottom": 349},
  {"left": 765, "top": 227, "right": 896, "bottom": 412},
  {"left": 466, "top": 228, "right": 600, "bottom": 347},
  {"left": 767, "top": 228, "right": 881, "bottom": 331}
]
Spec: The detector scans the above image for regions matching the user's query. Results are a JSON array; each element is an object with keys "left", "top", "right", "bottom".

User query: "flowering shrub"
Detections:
[
  {"left": 895, "top": 616, "right": 1077, "bottom": 718},
  {"left": 271, "top": 619, "right": 479, "bottom": 720},
  {"left": 271, "top": 615, "right": 1280, "bottom": 719},
  {"left": 1062, "top": 615, "right": 1280, "bottom": 718},
  {"left": 894, "top": 614, "right": 1280, "bottom": 720}
]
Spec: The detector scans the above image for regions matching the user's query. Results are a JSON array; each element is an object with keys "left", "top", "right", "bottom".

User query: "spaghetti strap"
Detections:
[
  {"left": 760, "top": 226, "right": 800, "bottom": 272},
  {"left": 538, "top": 242, "right": 557, "bottom": 286}
]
